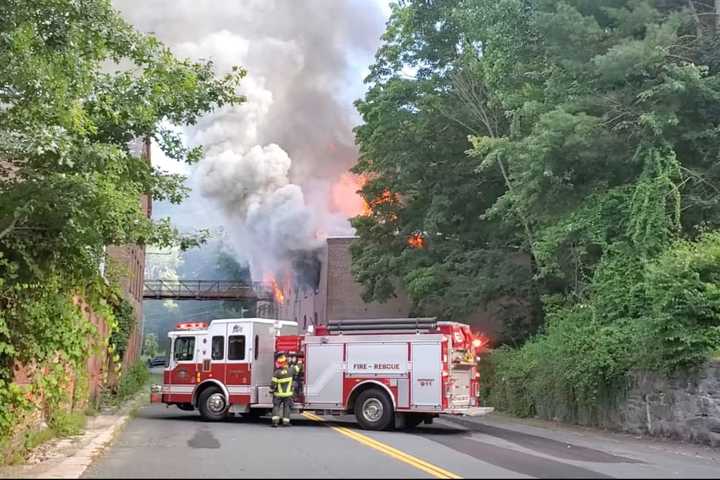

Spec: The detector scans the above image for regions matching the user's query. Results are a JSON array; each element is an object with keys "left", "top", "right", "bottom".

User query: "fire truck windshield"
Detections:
[{"left": 174, "top": 336, "right": 195, "bottom": 361}]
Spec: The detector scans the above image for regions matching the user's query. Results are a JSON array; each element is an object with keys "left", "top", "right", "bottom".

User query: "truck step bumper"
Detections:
[
  {"left": 150, "top": 384, "right": 162, "bottom": 403},
  {"left": 446, "top": 406, "right": 494, "bottom": 416}
]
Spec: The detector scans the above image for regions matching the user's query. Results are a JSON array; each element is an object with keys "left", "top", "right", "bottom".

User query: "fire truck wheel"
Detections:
[
  {"left": 354, "top": 388, "right": 393, "bottom": 431},
  {"left": 198, "top": 387, "right": 228, "bottom": 421}
]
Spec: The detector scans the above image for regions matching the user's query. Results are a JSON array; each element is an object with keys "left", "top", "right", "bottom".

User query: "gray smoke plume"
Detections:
[{"left": 112, "top": 0, "right": 386, "bottom": 280}]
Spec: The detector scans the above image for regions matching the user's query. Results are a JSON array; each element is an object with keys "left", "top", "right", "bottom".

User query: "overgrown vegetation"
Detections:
[
  {"left": 114, "top": 361, "right": 150, "bottom": 404},
  {"left": 0, "top": 0, "right": 243, "bottom": 446},
  {"left": 353, "top": 0, "right": 720, "bottom": 420}
]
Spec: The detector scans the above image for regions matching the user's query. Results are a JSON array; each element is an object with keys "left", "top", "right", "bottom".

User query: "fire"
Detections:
[
  {"left": 329, "top": 173, "right": 398, "bottom": 219},
  {"left": 370, "top": 189, "right": 394, "bottom": 209},
  {"left": 271, "top": 279, "right": 285, "bottom": 304},
  {"left": 330, "top": 173, "right": 368, "bottom": 218},
  {"left": 364, "top": 188, "right": 396, "bottom": 217},
  {"left": 264, "top": 273, "right": 286, "bottom": 304},
  {"left": 407, "top": 232, "right": 425, "bottom": 249}
]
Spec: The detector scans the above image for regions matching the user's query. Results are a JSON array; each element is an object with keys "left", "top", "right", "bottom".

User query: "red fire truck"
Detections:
[{"left": 152, "top": 317, "right": 493, "bottom": 430}]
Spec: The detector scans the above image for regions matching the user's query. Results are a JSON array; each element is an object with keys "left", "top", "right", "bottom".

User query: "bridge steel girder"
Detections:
[{"left": 143, "top": 279, "right": 273, "bottom": 301}]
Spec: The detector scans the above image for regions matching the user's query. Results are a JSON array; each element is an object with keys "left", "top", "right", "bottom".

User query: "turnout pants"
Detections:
[{"left": 272, "top": 396, "right": 292, "bottom": 426}]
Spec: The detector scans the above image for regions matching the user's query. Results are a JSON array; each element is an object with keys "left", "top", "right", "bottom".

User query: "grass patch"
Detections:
[
  {"left": 116, "top": 361, "right": 150, "bottom": 402},
  {"left": 23, "top": 427, "right": 56, "bottom": 451},
  {"left": 49, "top": 411, "right": 86, "bottom": 437},
  {"left": 97, "top": 361, "right": 151, "bottom": 410}
]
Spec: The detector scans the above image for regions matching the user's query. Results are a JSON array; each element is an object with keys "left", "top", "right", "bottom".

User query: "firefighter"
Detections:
[
  {"left": 293, "top": 354, "right": 304, "bottom": 397},
  {"left": 270, "top": 354, "right": 294, "bottom": 427},
  {"left": 288, "top": 352, "right": 302, "bottom": 398}
]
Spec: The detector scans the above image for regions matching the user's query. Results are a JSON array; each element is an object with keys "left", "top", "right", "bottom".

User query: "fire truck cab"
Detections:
[
  {"left": 161, "top": 318, "right": 297, "bottom": 417},
  {"left": 154, "top": 317, "right": 493, "bottom": 430}
]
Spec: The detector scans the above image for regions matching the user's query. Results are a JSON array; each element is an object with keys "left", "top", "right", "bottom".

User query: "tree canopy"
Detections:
[
  {"left": 353, "top": 0, "right": 720, "bottom": 416},
  {"left": 0, "top": 0, "right": 243, "bottom": 384}
]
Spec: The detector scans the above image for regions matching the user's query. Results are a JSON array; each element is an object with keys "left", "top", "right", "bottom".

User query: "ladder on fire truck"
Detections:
[{"left": 325, "top": 318, "right": 438, "bottom": 335}]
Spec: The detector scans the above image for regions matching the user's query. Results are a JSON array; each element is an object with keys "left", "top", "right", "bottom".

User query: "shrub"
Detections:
[
  {"left": 116, "top": 361, "right": 150, "bottom": 402},
  {"left": 483, "top": 233, "right": 720, "bottom": 422},
  {"left": 48, "top": 412, "right": 86, "bottom": 437}
]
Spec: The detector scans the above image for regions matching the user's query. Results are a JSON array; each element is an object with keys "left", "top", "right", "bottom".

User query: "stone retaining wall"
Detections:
[{"left": 599, "top": 361, "right": 720, "bottom": 447}]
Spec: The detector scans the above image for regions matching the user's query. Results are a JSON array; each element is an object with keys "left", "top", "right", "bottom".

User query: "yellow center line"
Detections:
[{"left": 303, "top": 412, "right": 462, "bottom": 479}]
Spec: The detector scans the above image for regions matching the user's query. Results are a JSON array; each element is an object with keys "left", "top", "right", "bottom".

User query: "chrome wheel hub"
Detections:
[
  {"left": 362, "top": 398, "right": 383, "bottom": 422},
  {"left": 207, "top": 393, "right": 226, "bottom": 414}
]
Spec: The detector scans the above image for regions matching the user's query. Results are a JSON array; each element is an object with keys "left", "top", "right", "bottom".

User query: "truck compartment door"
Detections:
[
  {"left": 305, "top": 343, "right": 343, "bottom": 406},
  {"left": 411, "top": 343, "right": 441, "bottom": 408}
]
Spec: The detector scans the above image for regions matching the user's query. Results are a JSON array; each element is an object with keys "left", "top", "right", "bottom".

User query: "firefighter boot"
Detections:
[
  {"left": 282, "top": 417, "right": 291, "bottom": 426},
  {"left": 271, "top": 416, "right": 280, "bottom": 428}
]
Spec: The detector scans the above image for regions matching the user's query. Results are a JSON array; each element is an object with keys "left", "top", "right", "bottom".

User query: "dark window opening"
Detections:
[
  {"left": 174, "top": 336, "right": 195, "bottom": 362},
  {"left": 228, "top": 335, "right": 246, "bottom": 360},
  {"left": 254, "top": 335, "right": 259, "bottom": 360},
  {"left": 211, "top": 336, "right": 224, "bottom": 360}
]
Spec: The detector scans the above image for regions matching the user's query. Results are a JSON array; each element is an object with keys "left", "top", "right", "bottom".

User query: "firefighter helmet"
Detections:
[{"left": 276, "top": 354, "right": 288, "bottom": 366}]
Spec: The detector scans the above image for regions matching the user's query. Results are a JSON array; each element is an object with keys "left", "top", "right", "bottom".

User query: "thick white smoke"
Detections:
[
  {"left": 112, "top": 1, "right": 386, "bottom": 281},
  {"left": 197, "top": 143, "right": 320, "bottom": 275}
]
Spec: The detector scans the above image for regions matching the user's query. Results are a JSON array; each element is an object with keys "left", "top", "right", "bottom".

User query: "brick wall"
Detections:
[
  {"left": 279, "top": 236, "right": 517, "bottom": 341},
  {"left": 279, "top": 237, "right": 413, "bottom": 326},
  {"left": 105, "top": 138, "right": 151, "bottom": 366},
  {"left": 325, "top": 237, "right": 413, "bottom": 321},
  {"left": 9, "top": 296, "right": 111, "bottom": 451}
]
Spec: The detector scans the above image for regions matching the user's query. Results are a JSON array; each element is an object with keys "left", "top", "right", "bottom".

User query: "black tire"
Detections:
[
  {"left": 198, "top": 387, "right": 228, "bottom": 421},
  {"left": 177, "top": 403, "right": 195, "bottom": 411},
  {"left": 354, "top": 388, "right": 394, "bottom": 431}
]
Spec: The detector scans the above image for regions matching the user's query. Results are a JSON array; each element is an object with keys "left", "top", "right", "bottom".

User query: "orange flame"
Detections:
[
  {"left": 407, "top": 232, "right": 425, "bottom": 249},
  {"left": 330, "top": 173, "right": 399, "bottom": 219},
  {"left": 330, "top": 173, "right": 368, "bottom": 218},
  {"left": 264, "top": 273, "right": 287, "bottom": 304},
  {"left": 271, "top": 280, "right": 285, "bottom": 304},
  {"left": 370, "top": 189, "right": 394, "bottom": 208}
]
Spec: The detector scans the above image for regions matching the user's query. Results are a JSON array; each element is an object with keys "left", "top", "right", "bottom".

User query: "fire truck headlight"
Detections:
[{"left": 472, "top": 338, "right": 482, "bottom": 348}]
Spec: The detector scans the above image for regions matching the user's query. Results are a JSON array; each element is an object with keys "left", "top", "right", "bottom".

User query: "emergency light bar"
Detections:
[{"left": 175, "top": 321, "right": 208, "bottom": 330}]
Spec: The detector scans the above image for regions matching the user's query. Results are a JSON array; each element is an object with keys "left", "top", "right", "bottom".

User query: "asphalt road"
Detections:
[{"left": 82, "top": 405, "right": 720, "bottom": 479}]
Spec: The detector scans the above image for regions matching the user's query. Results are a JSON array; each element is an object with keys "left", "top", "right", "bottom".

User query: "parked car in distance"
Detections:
[{"left": 147, "top": 356, "right": 167, "bottom": 368}]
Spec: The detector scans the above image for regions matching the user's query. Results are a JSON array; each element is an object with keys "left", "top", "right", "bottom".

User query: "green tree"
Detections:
[
  {"left": 355, "top": 0, "right": 720, "bottom": 415},
  {"left": 352, "top": 0, "right": 535, "bottom": 338},
  {"left": 0, "top": 0, "right": 244, "bottom": 384},
  {"left": 142, "top": 333, "right": 159, "bottom": 358}
]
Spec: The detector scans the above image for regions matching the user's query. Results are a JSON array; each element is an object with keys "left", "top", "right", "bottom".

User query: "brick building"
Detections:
[
  {"left": 278, "top": 237, "right": 411, "bottom": 329},
  {"left": 277, "top": 236, "right": 509, "bottom": 340},
  {"left": 11, "top": 139, "right": 150, "bottom": 386},
  {"left": 4, "top": 140, "right": 151, "bottom": 452},
  {"left": 105, "top": 138, "right": 151, "bottom": 366}
]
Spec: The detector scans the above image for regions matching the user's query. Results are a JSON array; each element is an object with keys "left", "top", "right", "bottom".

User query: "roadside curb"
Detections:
[
  {"left": 31, "top": 389, "right": 148, "bottom": 480},
  {"left": 42, "top": 414, "right": 130, "bottom": 479}
]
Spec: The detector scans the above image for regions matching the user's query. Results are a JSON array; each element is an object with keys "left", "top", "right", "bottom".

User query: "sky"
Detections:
[{"left": 113, "top": 0, "right": 394, "bottom": 279}]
